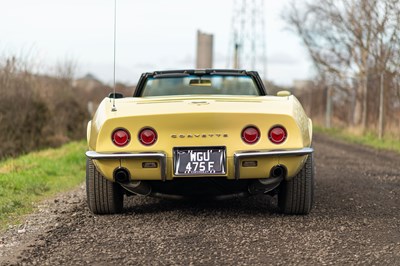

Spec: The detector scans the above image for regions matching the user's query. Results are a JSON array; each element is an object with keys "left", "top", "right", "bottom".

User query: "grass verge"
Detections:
[
  {"left": 0, "top": 141, "right": 86, "bottom": 230},
  {"left": 314, "top": 125, "right": 400, "bottom": 154}
]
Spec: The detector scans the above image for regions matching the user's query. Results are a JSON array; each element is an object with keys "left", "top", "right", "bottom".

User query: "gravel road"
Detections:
[{"left": 1, "top": 133, "right": 399, "bottom": 265}]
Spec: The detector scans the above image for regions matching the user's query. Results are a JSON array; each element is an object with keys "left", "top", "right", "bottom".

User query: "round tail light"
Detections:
[
  {"left": 268, "top": 126, "right": 287, "bottom": 144},
  {"left": 139, "top": 128, "right": 157, "bottom": 146},
  {"left": 241, "top": 126, "right": 260, "bottom": 144},
  {"left": 112, "top": 128, "right": 130, "bottom": 147}
]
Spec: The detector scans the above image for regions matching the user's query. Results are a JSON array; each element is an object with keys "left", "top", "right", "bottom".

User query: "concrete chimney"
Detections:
[{"left": 196, "top": 30, "right": 213, "bottom": 69}]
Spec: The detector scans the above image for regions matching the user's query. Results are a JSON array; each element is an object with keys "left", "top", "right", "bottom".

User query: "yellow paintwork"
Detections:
[{"left": 87, "top": 95, "right": 312, "bottom": 181}]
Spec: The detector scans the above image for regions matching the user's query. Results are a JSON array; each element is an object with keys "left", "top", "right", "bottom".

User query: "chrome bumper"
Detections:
[
  {"left": 233, "top": 147, "right": 314, "bottom": 179},
  {"left": 85, "top": 151, "right": 167, "bottom": 181},
  {"left": 86, "top": 147, "right": 313, "bottom": 181}
]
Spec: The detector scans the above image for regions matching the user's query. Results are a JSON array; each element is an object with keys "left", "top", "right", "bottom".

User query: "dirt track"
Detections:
[{"left": 1, "top": 133, "right": 399, "bottom": 265}]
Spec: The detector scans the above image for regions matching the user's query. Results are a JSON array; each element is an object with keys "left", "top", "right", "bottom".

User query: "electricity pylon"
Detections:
[{"left": 228, "top": 0, "right": 267, "bottom": 80}]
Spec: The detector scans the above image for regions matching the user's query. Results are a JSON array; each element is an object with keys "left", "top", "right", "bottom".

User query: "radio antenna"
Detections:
[{"left": 111, "top": 0, "right": 117, "bottom": 112}]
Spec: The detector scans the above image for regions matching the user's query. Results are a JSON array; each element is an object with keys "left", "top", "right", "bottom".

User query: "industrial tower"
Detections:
[
  {"left": 228, "top": 0, "right": 267, "bottom": 79},
  {"left": 196, "top": 30, "right": 214, "bottom": 69}
]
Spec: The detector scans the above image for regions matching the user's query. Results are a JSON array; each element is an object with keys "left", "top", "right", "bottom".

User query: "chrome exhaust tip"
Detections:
[
  {"left": 270, "top": 165, "right": 286, "bottom": 178},
  {"left": 114, "top": 168, "right": 130, "bottom": 183}
]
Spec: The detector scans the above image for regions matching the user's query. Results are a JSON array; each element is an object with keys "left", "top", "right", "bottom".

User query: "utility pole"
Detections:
[
  {"left": 378, "top": 72, "right": 384, "bottom": 139},
  {"left": 233, "top": 43, "right": 240, "bottom": 69},
  {"left": 325, "top": 86, "right": 332, "bottom": 128}
]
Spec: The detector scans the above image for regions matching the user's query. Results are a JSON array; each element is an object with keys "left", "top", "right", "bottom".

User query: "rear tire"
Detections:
[
  {"left": 278, "top": 153, "right": 314, "bottom": 214},
  {"left": 86, "top": 159, "right": 123, "bottom": 214}
]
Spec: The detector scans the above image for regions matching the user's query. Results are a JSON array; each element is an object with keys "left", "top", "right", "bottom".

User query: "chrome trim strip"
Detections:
[
  {"left": 85, "top": 151, "right": 167, "bottom": 181},
  {"left": 234, "top": 147, "right": 313, "bottom": 179}
]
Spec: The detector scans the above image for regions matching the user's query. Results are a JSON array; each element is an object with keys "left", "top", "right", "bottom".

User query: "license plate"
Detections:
[{"left": 174, "top": 147, "right": 226, "bottom": 175}]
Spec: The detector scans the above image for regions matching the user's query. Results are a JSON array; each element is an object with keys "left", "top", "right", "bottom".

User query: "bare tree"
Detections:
[{"left": 284, "top": 0, "right": 400, "bottom": 131}]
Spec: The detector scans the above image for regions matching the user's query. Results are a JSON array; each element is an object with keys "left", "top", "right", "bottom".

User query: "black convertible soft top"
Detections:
[{"left": 133, "top": 69, "right": 267, "bottom": 97}]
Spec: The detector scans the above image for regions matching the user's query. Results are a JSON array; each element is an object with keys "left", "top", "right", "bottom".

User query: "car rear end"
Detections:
[
  {"left": 85, "top": 70, "right": 314, "bottom": 215},
  {"left": 87, "top": 95, "right": 312, "bottom": 184}
]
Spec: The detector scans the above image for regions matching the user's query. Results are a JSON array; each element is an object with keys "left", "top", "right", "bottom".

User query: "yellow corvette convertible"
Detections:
[{"left": 86, "top": 69, "right": 314, "bottom": 215}]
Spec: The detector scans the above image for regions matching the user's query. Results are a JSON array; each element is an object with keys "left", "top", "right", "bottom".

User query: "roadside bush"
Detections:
[{"left": 0, "top": 57, "right": 87, "bottom": 158}]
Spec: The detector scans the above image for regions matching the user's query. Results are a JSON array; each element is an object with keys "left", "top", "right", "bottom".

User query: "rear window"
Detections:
[{"left": 141, "top": 75, "right": 260, "bottom": 96}]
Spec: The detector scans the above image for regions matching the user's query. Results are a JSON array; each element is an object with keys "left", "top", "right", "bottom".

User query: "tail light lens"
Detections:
[
  {"left": 139, "top": 128, "right": 157, "bottom": 146},
  {"left": 241, "top": 126, "right": 260, "bottom": 144},
  {"left": 112, "top": 128, "right": 130, "bottom": 147},
  {"left": 268, "top": 126, "right": 287, "bottom": 144}
]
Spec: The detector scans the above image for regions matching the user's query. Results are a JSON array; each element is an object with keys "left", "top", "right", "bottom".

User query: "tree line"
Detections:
[{"left": 0, "top": 56, "right": 133, "bottom": 159}]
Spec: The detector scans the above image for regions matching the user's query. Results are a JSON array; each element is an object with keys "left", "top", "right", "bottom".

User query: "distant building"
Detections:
[
  {"left": 196, "top": 30, "right": 214, "bottom": 69},
  {"left": 73, "top": 73, "right": 103, "bottom": 93}
]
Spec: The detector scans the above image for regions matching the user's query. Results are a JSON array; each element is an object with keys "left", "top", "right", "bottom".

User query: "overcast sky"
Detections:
[{"left": 1, "top": 0, "right": 313, "bottom": 86}]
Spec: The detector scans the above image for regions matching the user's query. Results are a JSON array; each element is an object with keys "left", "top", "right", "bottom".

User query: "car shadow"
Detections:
[{"left": 122, "top": 194, "right": 281, "bottom": 216}]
